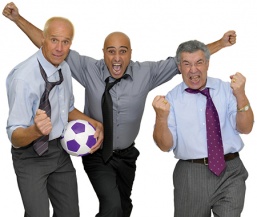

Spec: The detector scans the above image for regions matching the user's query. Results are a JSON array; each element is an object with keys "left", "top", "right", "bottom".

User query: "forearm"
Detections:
[
  {"left": 14, "top": 14, "right": 43, "bottom": 48},
  {"left": 207, "top": 40, "right": 224, "bottom": 55},
  {"left": 68, "top": 108, "right": 100, "bottom": 128},
  {"left": 153, "top": 119, "right": 173, "bottom": 152},
  {"left": 236, "top": 95, "right": 254, "bottom": 134},
  {"left": 11, "top": 125, "right": 41, "bottom": 147}
]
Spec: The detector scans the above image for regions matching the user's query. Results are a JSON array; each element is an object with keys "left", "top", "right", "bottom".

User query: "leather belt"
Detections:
[
  {"left": 186, "top": 152, "right": 239, "bottom": 165},
  {"left": 113, "top": 143, "right": 135, "bottom": 155}
]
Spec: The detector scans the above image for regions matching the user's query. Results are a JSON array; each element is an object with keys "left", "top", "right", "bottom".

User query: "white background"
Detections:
[{"left": 1, "top": 0, "right": 256, "bottom": 216}]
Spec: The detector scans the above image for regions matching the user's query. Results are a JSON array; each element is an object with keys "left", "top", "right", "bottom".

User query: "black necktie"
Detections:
[
  {"left": 33, "top": 61, "right": 63, "bottom": 156},
  {"left": 185, "top": 88, "right": 226, "bottom": 176},
  {"left": 101, "top": 75, "right": 128, "bottom": 163}
]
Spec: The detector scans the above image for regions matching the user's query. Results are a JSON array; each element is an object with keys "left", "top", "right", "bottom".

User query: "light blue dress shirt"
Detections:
[
  {"left": 6, "top": 49, "right": 74, "bottom": 144},
  {"left": 166, "top": 77, "right": 244, "bottom": 160}
]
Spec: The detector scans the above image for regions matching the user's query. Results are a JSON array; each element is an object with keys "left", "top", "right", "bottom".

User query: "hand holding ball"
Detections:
[{"left": 61, "top": 120, "right": 97, "bottom": 156}]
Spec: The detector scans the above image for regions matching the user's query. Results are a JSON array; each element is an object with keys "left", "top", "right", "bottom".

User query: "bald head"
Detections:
[
  {"left": 43, "top": 17, "right": 74, "bottom": 41},
  {"left": 103, "top": 32, "right": 131, "bottom": 50}
]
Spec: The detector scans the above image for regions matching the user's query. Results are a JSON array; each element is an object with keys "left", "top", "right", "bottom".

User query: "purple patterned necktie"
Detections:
[
  {"left": 186, "top": 88, "right": 226, "bottom": 176},
  {"left": 33, "top": 61, "right": 63, "bottom": 156}
]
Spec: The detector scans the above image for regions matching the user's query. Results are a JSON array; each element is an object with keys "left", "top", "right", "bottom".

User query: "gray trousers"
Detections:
[
  {"left": 12, "top": 139, "right": 79, "bottom": 217},
  {"left": 173, "top": 156, "right": 248, "bottom": 217}
]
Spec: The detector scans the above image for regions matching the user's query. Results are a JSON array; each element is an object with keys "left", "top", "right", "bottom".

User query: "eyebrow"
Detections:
[
  {"left": 182, "top": 59, "right": 204, "bottom": 63},
  {"left": 106, "top": 46, "right": 128, "bottom": 50}
]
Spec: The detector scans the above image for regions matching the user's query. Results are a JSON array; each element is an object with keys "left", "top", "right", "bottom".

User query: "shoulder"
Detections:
[
  {"left": 166, "top": 82, "right": 183, "bottom": 100},
  {"left": 7, "top": 53, "right": 38, "bottom": 81},
  {"left": 68, "top": 49, "right": 102, "bottom": 64},
  {"left": 208, "top": 76, "right": 231, "bottom": 92}
]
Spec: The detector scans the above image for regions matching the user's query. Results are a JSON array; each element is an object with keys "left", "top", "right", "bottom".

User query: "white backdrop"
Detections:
[{"left": 1, "top": 0, "right": 256, "bottom": 216}]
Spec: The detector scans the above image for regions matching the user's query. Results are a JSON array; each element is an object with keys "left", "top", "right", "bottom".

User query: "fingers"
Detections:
[
  {"left": 222, "top": 30, "right": 237, "bottom": 47},
  {"left": 230, "top": 72, "right": 245, "bottom": 84},
  {"left": 89, "top": 138, "right": 102, "bottom": 154},
  {"left": 34, "top": 109, "right": 52, "bottom": 135},
  {"left": 230, "top": 72, "right": 246, "bottom": 96},
  {"left": 2, "top": 2, "right": 19, "bottom": 21},
  {"left": 36, "top": 109, "right": 46, "bottom": 115},
  {"left": 152, "top": 95, "right": 169, "bottom": 108},
  {"left": 90, "top": 123, "right": 104, "bottom": 154},
  {"left": 228, "top": 32, "right": 236, "bottom": 45}
]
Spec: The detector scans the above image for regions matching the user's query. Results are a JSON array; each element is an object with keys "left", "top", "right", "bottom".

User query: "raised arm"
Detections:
[
  {"left": 2, "top": 2, "right": 43, "bottom": 48},
  {"left": 230, "top": 72, "right": 254, "bottom": 134},
  {"left": 206, "top": 30, "right": 237, "bottom": 55}
]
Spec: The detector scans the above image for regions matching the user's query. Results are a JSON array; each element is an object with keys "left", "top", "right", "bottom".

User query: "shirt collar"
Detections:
[
  {"left": 36, "top": 48, "right": 62, "bottom": 78},
  {"left": 182, "top": 77, "right": 217, "bottom": 93}
]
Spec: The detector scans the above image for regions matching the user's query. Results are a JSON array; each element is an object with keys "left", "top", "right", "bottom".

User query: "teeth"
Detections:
[
  {"left": 113, "top": 64, "right": 121, "bottom": 72},
  {"left": 190, "top": 75, "right": 200, "bottom": 79}
]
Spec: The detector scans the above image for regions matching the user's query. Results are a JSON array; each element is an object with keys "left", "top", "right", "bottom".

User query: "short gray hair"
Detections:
[{"left": 175, "top": 40, "right": 210, "bottom": 64}]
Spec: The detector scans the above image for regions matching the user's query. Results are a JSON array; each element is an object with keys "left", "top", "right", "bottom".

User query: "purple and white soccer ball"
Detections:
[{"left": 60, "top": 119, "right": 97, "bottom": 156}]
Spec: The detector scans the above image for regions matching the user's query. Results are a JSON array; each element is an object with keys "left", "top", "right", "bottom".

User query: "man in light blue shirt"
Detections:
[
  {"left": 6, "top": 17, "right": 103, "bottom": 217},
  {"left": 152, "top": 40, "right": 254, "bottom": 217}
]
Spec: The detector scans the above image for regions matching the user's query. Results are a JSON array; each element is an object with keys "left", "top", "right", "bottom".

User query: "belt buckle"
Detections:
[{"left": 204, "top": 158, "right": 208, "bottom": 165}]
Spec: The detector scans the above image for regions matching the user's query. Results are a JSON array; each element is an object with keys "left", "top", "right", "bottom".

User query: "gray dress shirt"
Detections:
[{"left": 66, "top": 50, "right": 179, "bottom": 150}]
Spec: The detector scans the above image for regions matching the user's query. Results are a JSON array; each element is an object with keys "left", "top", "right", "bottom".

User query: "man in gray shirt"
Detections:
[{"left": 3, "top": 2, "right": 237, "bottom": 217}]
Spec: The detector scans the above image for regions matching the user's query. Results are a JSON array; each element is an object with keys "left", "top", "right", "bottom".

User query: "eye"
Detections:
[
  {"left": 107, "top": 49, "right": 115, "bottom": 54},
  {"left": 182, "top": 62, "right": 190, "bottom": 67},
  {"left": 196, "top": 60, "right": 204, "bottom": 66},
  {"left": 51, "top": 38, "right": 58, "bottom": 44},
  {"left": 120, "top": 50, "right": 127, "bottom": 54},
  {"left": 62, "top": 40, "right": 71, "bottom": 45}
]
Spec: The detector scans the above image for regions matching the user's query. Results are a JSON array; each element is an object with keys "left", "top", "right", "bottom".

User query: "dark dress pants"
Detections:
[
  {"left": 173, "top": 156, "right": 248, "bottom": 217},
  {"left": 12, "top": 139, "right": 79, "bottom": 217},
  {"left": 82, "top": 146, "right": 140, "bottom": 217}
]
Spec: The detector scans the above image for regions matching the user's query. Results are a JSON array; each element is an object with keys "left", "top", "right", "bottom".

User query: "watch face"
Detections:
[{"left": 245, "top": 105, "right": 249, "bottom": 111}]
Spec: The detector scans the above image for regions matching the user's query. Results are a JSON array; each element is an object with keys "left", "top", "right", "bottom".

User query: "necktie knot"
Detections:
[
  {"left": 105, "top": 74, "right": 129, "bottom": 92},
  {"left": 105, "top": 77, "right": 121, "bottom": 92}
]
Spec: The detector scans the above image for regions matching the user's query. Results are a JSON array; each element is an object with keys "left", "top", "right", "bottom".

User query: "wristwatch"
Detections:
[{"left": 238, "top": 104, "right": 250, "bottom": 112}]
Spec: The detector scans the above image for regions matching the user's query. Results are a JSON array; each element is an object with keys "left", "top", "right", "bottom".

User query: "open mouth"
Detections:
[
  {"left": 190, "top": 75, "right": 200, "bottom": 83},
  {"left": 113, "top": 63, "right": 121, "bottom": 73}
]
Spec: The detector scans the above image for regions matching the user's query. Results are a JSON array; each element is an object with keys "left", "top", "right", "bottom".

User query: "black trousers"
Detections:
[{"left": 82, "top": 145, "right": 140, "bottom": 217}]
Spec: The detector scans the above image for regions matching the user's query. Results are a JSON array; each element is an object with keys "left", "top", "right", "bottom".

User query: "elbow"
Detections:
[
  {"left": 237, "top": 125, "right": 254, "bottom": 134},
  {"left": 158, "top": 145, "right": 171, "bottom": 152},
  {"left": 153, "top": 137, "right": 172, "bottom": 152}
]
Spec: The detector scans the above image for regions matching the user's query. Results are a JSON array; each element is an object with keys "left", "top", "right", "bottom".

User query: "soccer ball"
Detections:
[{"left": 60, "top": 119, "right": 97, "bottom": 157}]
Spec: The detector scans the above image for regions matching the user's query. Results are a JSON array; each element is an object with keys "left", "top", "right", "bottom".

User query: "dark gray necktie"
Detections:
[
  {"left": 185, "top": 88, "right": 226, "bottom": 176},
  {"left": 33, "top": 61, "right": 63, "bottom": 156},
  {"left": 101, "top": 75, "right": 128, "bottom": 163}
]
